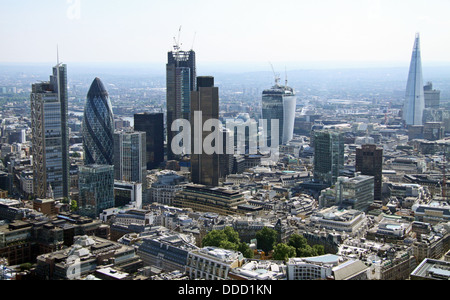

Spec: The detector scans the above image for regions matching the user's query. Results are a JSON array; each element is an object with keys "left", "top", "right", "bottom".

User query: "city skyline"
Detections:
[{"left": 1, "top": 1, "right": 450, "bottom": 66}]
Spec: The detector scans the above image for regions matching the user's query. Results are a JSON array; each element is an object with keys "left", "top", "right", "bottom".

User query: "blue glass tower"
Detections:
[{"left": 82, "top": 78, "right": 115, "bottom": 166}]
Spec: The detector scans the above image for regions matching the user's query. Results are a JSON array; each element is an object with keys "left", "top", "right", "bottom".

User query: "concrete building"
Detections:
[
  {"left": 336, "top": 174, "right": 374, "bottom": 212},
  {"left": 35, "top": 235, "right": 142, "bottom": 280},
  {"left": 287, "top": 254, "right": 369, "bottom": 280},
  {"left": 411, "top": 258, "right": 450, "bottom": 280},
  {"left": 173, "top": 184, "right": 248, "bottom": 216},
  {"left": 309, "top": 206, "right": 368, "bottom": 237},
  {"left": 185, "top": 246, "right": 244, "bottom": 280}
]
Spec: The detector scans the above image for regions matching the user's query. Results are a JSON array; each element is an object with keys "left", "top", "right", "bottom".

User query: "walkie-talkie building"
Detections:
[
  {"left": 82, "top": 77, "right": 115, "bottom": 166},
  {"left": 262, "top": 77, "right": 297, "bottom": 146}
]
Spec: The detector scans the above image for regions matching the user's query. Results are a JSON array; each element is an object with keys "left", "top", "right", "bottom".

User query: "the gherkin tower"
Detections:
[{"left": 82, "top": 77, "right": 114, "bottom": 166}]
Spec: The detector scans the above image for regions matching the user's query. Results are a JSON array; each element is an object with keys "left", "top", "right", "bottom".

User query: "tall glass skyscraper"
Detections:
[
  {"left": 403, "top": 33, "right": 425, "bottom": 126},
  {"left": 313, "top": 129, "right": 344, "bottom": 186},
  {"left": 30, "top": 64, "right": 70, "bottom": 200},
  {"left": 82, "top": 77, "right": 115, "bottom": 166},
  {"left": 166, "top": 49, "right": 196, "bottom": 160},
  {"left": 113, "top": 130, "right": 147, "bottom": 189},
  {"left": 262, "top": 77, "right": 297, "bottom": 146}
]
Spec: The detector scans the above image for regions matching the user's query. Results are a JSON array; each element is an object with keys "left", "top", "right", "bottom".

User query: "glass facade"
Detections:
[
  {"left": 82, "top": 78, "right": 115, "bottom": 166},
  {"left": 262, "top": 81, "right": 297, "bottom": 146},
  {"left": 113, "top": 131, "right": 147, "bottom": 188},
  {"left": 166, "top": 50, "right": 196, "bottom": 160},
  {"left": 403, "top": 33, "right": 425, "bottom": 126},
  {"left": 30, "top": 64, "right": 70, "bottom": 199},
  {"left": 78, "top": 164, "right": 114, "bottom": 218},
  {"left": 313, "top": 130, "right": 345, "bottom": 186}
]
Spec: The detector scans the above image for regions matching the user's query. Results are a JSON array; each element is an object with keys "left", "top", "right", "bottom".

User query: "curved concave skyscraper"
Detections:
[
  {"left": 403, "top": 33, "right": 425, "bottom": 126},
  {"left": 262, "top": 76, "right": 297, "bottom": 146},
  {"left": 82, "top": 77, "right": 114, "bottom": 166}
]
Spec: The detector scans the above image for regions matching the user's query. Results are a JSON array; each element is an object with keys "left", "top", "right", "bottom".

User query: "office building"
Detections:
[
  {"left": 114, "top": 180, "right": 142, "bottom": 209},
  {"left": 166, "top": 48, "right": 196, "bottom": 160},
  {"left": 173, "top": 184, "right": 248, "bottom": 216},
  {"left": 424, "top": 82, "right": 440, "bottom": 109},
  {"left": 287, "top": 254, "right": 368, "bottom": 280},
  {"left": 30, "top": 64, "right": 70, "bottom": 199},
  {"left": 113, "top": 130, "right": 147, "bottom": 189},
  {"left": 261, "top": 75, "right": 297, "bottom": 145},
  {"left": 35, "top": 235, "right": 142, "bottom": 280},
  {"left": 355, "top": 144, "right": 383, "bottom": 201},
  {"left": 403, "top": 33, "right": 425, "bottom": 126},
  {"left": 313, "top": 129, "right": 344, "bottom": 186},
  {"left": 82, "top": 78, "right": 115, "bottom": 166},
  {"left": 78, "top": 164, "right": 114, "bottom": 218},
  {"left": 149, "top": 170, "right": 188, "bottom": 206},
  {"left": 336, "top": 174, "right": 375, "bottom": 212},
  {"left": 185, "top": 246, "right": 244, "bottom": 280},
  {"left": 134, "top": 112, "right": 164, "bottom": 170},
  {"left": 190, "top": 76, "right": 220, "bottom": 187}
]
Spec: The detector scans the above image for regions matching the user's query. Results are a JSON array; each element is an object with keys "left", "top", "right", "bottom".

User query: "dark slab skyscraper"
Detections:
[
  {"left": 166, "top": 47, "right": 196, "bottom": 160},
  {"left": 190, "top": 76, "right": 220, "bottom": 187},
  {"left": 30, "top": 63, "right": 70, "bottom": 200},
  {"left": 134, "top": 112, "right": 164, "bottom": 170},
  {"left": 403, "top": 33, "right": 425, "bottom": 126},
  {"left": 356, "top": 144, "right": 383, "bottom": 201},
  {"left": 82, "top": 78, "right": 115, "bottom": 166}
]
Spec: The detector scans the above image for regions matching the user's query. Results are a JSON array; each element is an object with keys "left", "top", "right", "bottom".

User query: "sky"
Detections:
[{"left": 1, "top": 0, "right": 450, "bottom": 68}]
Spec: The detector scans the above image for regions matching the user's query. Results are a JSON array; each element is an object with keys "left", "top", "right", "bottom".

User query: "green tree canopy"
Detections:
[
  {"left": 288, "top": 233, "right": 325, "bottom": 257},
  {"left": 272, "top": 243, "right": 296, "bottom": 261},
  {"left": 202, "top": 227, "right": 253, "bottom": 258},
  {"left": 255, "top": 227, "right": 278, "bottom": 254}
]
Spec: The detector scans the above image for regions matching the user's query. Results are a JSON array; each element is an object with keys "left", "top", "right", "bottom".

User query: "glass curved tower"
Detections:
[
  {"left": 82, "top": 77, "right": 114, "bottom": 166},
  {"left": 262, "top": 77, "right": 297, "bottom": 145}
]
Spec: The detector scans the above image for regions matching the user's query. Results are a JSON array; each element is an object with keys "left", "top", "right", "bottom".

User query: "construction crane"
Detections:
[{"left": 269, "top": 62, "right": 281, "bottom": 86}]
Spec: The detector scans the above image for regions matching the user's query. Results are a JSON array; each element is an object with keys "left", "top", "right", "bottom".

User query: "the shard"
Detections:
[
  {"left": 403, "top": 33, "right": 425, "bottom": 126},
  {"left": 82, "top": 77, "right": 115, "bottom": 166}
]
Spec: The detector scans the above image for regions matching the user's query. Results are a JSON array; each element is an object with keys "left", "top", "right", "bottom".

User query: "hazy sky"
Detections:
[{"left": 1, "top": 0, "right": 450, "bottom": 66}]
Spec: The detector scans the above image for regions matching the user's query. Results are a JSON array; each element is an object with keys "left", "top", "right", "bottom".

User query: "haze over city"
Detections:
[{"left": 1, "top": 0, "right": 450, "bottom": 288}]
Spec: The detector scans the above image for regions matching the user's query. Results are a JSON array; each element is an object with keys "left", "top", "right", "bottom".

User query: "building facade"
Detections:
[
  {"left": 82, "top": 77, "right": 115, "bottom": 166},
  {"left": 166, "top": 49, "right": 196, "bottom": 160},
  {"left": 313, "top": 129, "right": 345, "bottom": 186},
  {"left": 261, "top": 77, "right": 297, "bottom": 146},
  {"left": 403, "top": 33, "right": 425, "bottom": 126},
  {"left": 78, "top": 164, "right": 115, "bottom": 218},
  {"left": 190, "top": 76, "right": 220, "bottom": 187},
  {"left": 356, "top": 144, "right": 383, "bottom": 201},
  {"left": 133, "top": 112, "right": 164, "bottom": 170},
  {"left": 113, "top": 130, "right": 147, "bottom": 189},
  {"left": 30, "top": 64, "right": 70, "bottom": 199}
]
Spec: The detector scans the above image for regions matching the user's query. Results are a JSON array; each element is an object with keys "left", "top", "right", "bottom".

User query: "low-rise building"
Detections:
[
  {"left": 287, "top": 254, "right": 369, "bottom": 280},
  {"left": 185, "top": 246, "right": 245, "bottom": 280}
]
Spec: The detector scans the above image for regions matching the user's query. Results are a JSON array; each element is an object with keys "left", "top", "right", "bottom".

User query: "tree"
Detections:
[
  {"left": 272, "top": 243, "right": 296, "bottom": 261},
  {"left": 288, "top": 233, "right": 325, "bottom": 258},
  {"left": 255, "top": 227, "right": 278, "bottom": 254},
  {"left": 70, "top": 200, "right": 78, "bottom": 212},
  {"left": 238, "top": 242, "right": 254, "bottom": 259},
  {"left": 201, "top": 227, "right": 254, "bottom": 259}
]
